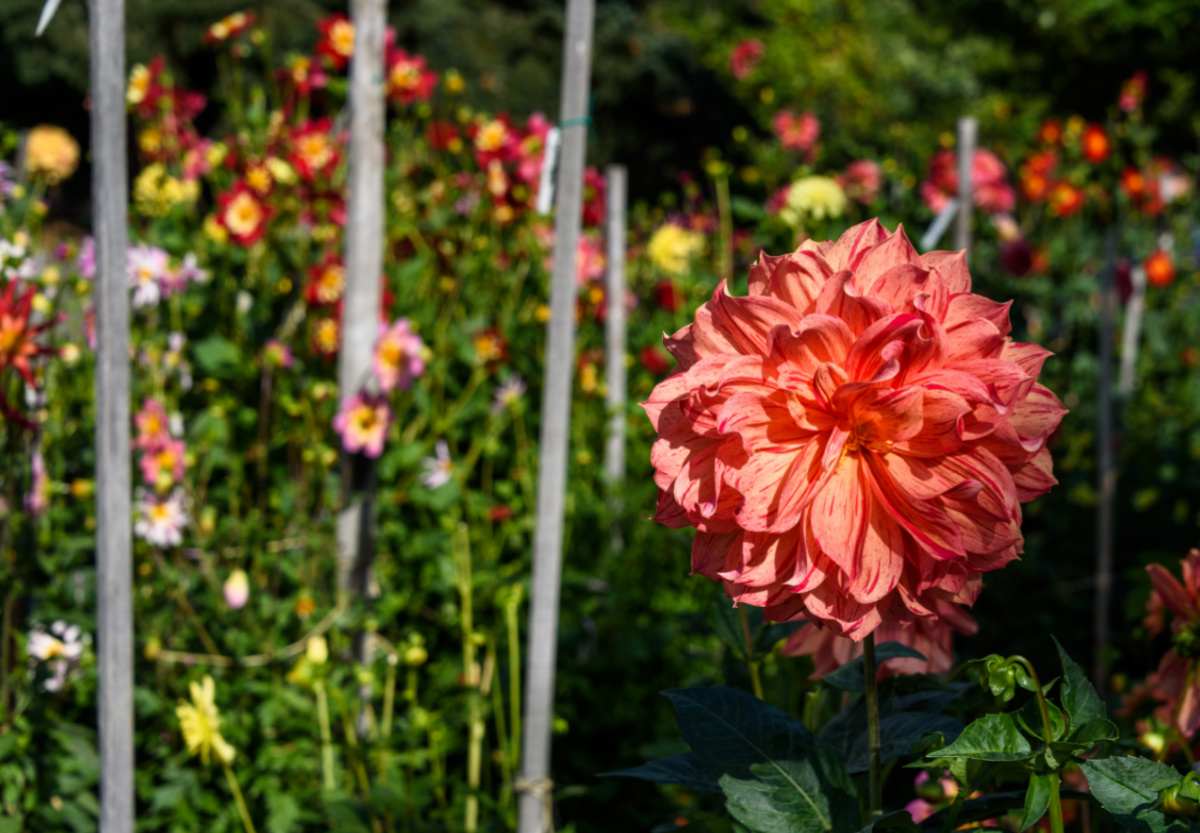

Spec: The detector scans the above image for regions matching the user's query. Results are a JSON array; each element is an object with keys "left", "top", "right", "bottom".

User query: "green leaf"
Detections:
[
  {"left": 927, "top": 713, "right": 1033, "bottom": 762},
  {"left": 853, "top": 809, "right": 922, "bottom": 832},
  {"left": 1081, "top": 756, "right": 1185, "bottom": 833},
  {"left": 193, "top": 336, "right": 243, "bottom": 379},
  {"left": 609, "top": 686, "right": 815, "bottom": 791},
  {"left": 1053, "top": 637, "right": 1107, "bottom": 731},
  {"left": 720, "top": 758, "right": 832, "bottom": 833},
  {"left": 1020, "top": 773, "right": 1053, "bottom": 831},
  {"left": 1017, "top": 697, "right": 1067, "bottom": 742},
  {"left": 266, "top": 792, "right": 302, "bottom": 833},
  {"left": 821, "top": 708, "right": 961, "bottom": 774},
  {"left": 822, "top": 643, "right": 927, "bottom": 693}
]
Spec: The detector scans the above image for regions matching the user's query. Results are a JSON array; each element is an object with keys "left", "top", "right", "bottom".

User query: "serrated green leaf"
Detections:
[
  {"left": 1020, "top": 773, "right": 1053, "bottom": 831},
  {"left": 822, "top": 643, "right": 927, "bottom": 693},
  {"left": 1053, "top": 637, "right": 1107, "bottom": 731},
  {"left": 720, "top": 759, "right": 831, "bottom": 833},
  {"left": 927, "top": 713, "right": 1033, "bottom": 762},
  {"left": 1082, "top": 756, "right": 1185, "bottom": 833}
]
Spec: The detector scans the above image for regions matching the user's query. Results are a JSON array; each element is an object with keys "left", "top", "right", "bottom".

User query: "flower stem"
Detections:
[
  {"left": 737, "top": 607, "right": 764, "bottom": 700},
  {"left": 315, "top": 681, "right": 336, "bottom": 791},
  {"left": 863, "top": 634, "right": 882, "bottom": 819},
  {"left": 223, "top": 762, "right": 258, "bottom": 833},
  {"left": 1012, "top": 656, "right": 1064, "bottom": 833}
]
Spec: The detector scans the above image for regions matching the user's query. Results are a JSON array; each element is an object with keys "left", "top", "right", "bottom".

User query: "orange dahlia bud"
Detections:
[{"left": 643, "top": 220, "right": 1066, "bottom": 638}]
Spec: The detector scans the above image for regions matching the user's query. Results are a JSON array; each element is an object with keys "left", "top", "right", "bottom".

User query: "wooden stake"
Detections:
[
  {"left": 518, "top": 1, "right": 595, "bottom": 830},
  {"left": 90, "top": 0, "right": 134, "bottom": 829},
  {"left": 603, "top": 165, "right": 627, "bottom": 488},
  {"left": 955, "top": 117, "right": 977, "bottom": 255},
  {"left": 1093, "top": 229, "right": 1117, "bottom": 690},
  {"left": 337, "top": 0, "right": 387, "bottom": 599}
]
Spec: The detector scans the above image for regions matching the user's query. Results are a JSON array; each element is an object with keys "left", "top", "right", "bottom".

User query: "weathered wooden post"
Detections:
[
  {"left": 954, "top": 116, "right": 977, "bottom": 255},
  {"left": 517, "top": 0, "right": 595, "bottom": 830},
  {"left": 337, "top": 0, "right": 387, "bottom": 602},
  {"left": 90, "top": 0, "right": 134, "bottom": 829},
  {"left": 603, "top": 165, "right": 627, "bottom": 489},
  {"left": 1093, "top": 229, "right": 1118, "bottom": 690}
]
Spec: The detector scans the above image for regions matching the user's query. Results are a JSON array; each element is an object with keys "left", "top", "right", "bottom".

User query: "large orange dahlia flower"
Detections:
[{"left": 644, "top": 220, "right": 1065, "bottom": 639}]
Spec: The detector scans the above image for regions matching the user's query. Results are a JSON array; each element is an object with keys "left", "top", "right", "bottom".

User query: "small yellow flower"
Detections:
[
  {"left": 444, "top": 69, "right": 465, "bottom": 94},
  {"left": 138, "top": 127, "right": 163, "bottom": 155},
  {"left": 69, "top": 478, "right": 93, "bottom": 498},
  {"left": 31, "top": 294, "right": 51, "bottom": 315},
  {"left": 204, "top": 215, "right": 228, "bottom": 244},
  {"left": 535, "top": 304, "right": 551, "bottom": 323},
  {"left": 176, "top": 676, "right": 236, "bottom": 766},
  {"left": 60, "top": 343, "right": 81, "bottom": 365},
  {"left": 127, "top": 64, "right": 151, "bottom": 106},
  {"left": 265, "top": 157, "right": 296, "bottom": 185}
]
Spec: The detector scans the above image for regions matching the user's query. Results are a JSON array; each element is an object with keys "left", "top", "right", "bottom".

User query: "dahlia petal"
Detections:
[
  {"left": 692, "top": 531, "right": 741, "bottom": 579},
  {"left": 823, "top": 219, "right": 890, "bottom": 272},
  {"left": 853, "top": 385, "right": 926, "bottom": 443},
  {"left": 1147, "top": 563, "right": 1197, "bottom": 621},
  {"left": 707, "top": 282, "right": 801, "bottom": 355},
  {"left": 1008, "top": 383, "right": 1067, "bottom": 446},
  {"left": 944, "top": 316, "right": 1005, "bottom": 361},
  {"left": 809, "top": 456, "right": 867, "bottom": 575},
  {"left": 851, "top": 497, "right": 905, "bottom": 603},
  {"left": 894, "top": 389, "right": 972, "bottom": 457},
  {"left": 1012, "top": 446, "right": 1057, "bottom": 501},
  {"left": 748, "top": 249, "right": 832, "bottom": 310},
  {"left": 854, "top": 225, "right": 920, "bottom": 291},
  {"left": 920, "top": 249, "right": 972, "bottom": 294},
  {"left": 944, "top": 294, "right": 1012, "bottom": 337},
  {"left": 864, "top": 264, "right": 933, "bottom": 311},
  {"left": 728, "top": 438, "right": 823, "bottom": 533},
  {"left": 846, "top": 313, "right": 923, "bottom": 381},
  {"left": 1002, "top": 341, "right": 1054, "bottom": 377},
  {"left": 769, "top": 314, "right": 854, "bottom": 369},
  {"left": 813, "top": 271, "right": 889, "bottom": 335},
  {"left": 866, "top": 454, "right": 966, "bottom": 560}
]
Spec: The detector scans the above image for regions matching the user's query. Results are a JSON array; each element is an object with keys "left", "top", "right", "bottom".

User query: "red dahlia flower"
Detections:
[
  {"left": 730, "top": 39, "right": 764, "bottom": 80},
  {"left": 216, "top": 182, "right": 270, "bottom": 246},
  {"left": 1081, "top": 124, "right": 1110, "bottom": 163},
  {"left": 386, "top": 48, "right": 438, "bottom": 105},
  {"left": 316, "top": 15, "right": 355, "bottom": 70},
  {"left": 644, "top": 220, "right": 1065, "bottom": 638},
  {"left": 289, "top": 119, "right": 342, "bottom": 182}
]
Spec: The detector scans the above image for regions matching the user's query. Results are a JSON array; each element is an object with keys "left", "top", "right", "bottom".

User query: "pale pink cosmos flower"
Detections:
[
  {"left": 134, "top": 489, "right": 188, "bottom": 547},
  {"left": 127, "top": 244, "right": 170, "bottom": 308},
  {"left": 421, "top": 440, "right": 453, "bottom": 488},
  {"left": 644, "top": 220, "right": 1065, "bottom": 638},
  {"left": 333, "top": 393, "right": 391, "bottom": 458},
  {"left": 139, "top": 437, "right": 186, "bottom": 489},
  {"left": 373, "top": 319, "right": 426, "bottom": 392},
  {"left": 134, "top": 399, "right": 172, "bottom": 451},
  {"left": 773, "top": 110, "right": 820, "bottom": 156}
]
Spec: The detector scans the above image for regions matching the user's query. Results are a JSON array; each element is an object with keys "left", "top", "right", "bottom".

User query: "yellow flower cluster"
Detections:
[
  {"left": 780, "top": 175, "right": 847, "bottom": 227},
  {"left": 647, "top": 222, "right": 704, "bottom": 277},
  {"left": 134, "top": 164, "right": 199, "bottom": 218},
  {"left": 24, "top": 125, "right": 79, "bottom": 185}
]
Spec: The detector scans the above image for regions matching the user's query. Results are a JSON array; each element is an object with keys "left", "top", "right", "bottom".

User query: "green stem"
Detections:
[
  {"left": 714, "top": 170, "right": 734, "bottom": 282},
  {"left": 381, "top": 653, "right": 397, "bottom": 739},
  {"left": 1012, "top": 657, "right": 1064, "bottom": 833},
  {"left": 223, "top": 762, "right": 258, "bottom": 833},
  {"left": 315, "top": 681, "right": 336, "bottom": 791},
  {"left": 863, "top": 634, "right": 882, "bottom": 819},
  {"left": 737, "top": 607, "right": 764, "bottom": 700}
]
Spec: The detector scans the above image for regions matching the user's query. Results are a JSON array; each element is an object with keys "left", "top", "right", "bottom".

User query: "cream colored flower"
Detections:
[
  {"left": 306, "top": 635, "right": 328, "bottom": 665},
  {"left": 647, "top": 223, "right": 704, "bottom": 276},
  {"left": 780, "top": 175, "right": 847, "bottom": 226},
  {"left": 176, "top": 675, "right": 236, "bottom": 765}
]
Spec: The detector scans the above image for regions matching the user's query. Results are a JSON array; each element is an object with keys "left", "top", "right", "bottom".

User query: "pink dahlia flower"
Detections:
[
  {"left": 783, "top": 598, "right": 977, "bottom": 678},
  {"left": 334, "top": 393, "right": 391, "bottom": 458},
  {"left": 644, "top": 220, "right": 1065, "bottom": 638},
  {"left": 1138, "top": 549, "right": 1200, "bottom": 738},
  {"left": 921, "top": 149, "right": 1015, "bottom": 215}
]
